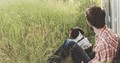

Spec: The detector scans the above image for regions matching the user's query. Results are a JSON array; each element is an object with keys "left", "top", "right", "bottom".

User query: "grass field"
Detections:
[{"left": 0, "top": 0, "right": 100, "bottom": 63}]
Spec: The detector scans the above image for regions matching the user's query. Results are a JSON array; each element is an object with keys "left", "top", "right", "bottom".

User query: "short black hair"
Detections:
[
  {"left": 70, "top": 27, "right": 84, "bottom": 39},
  {"left": 85, "top": 6, "right": 105, "bottom": 28}
]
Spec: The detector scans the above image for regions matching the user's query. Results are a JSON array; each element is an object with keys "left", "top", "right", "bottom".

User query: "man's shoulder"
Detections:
[
  {"left": 95, "top": 43, "right": 105, "bottom": 52},
  {"left": 105, "top": 28, "right": 118, "bottom": 38}
]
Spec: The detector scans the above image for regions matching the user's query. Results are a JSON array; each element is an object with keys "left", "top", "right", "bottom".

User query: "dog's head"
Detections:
[{"left": 69, "top": 27, "right": 84, "bottom": 39}]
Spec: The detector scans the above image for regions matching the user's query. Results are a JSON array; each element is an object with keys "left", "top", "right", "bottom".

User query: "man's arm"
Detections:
[{"left": 89, "top": 44, "right": 114, "bottom": 63}]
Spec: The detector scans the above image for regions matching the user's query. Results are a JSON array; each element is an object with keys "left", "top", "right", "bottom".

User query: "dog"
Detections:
[{"left": 69, "top": 27, "right": 92, "bottom": 49}]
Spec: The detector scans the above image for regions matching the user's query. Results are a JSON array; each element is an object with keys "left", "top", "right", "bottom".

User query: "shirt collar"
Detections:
[
  {"left": 94, "top": 26, "right": 107, "bottom": 45},
  {"left": 95, "top": 26, "right": 106, "bottom": 38}
]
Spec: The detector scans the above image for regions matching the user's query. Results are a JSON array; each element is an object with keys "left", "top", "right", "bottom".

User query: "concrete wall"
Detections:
[
  {"left": 101, "top": 0, "right": 120, "bottom": 36},
  {"left": 111, "top": 0, "right": 120, "bottom": 36}
]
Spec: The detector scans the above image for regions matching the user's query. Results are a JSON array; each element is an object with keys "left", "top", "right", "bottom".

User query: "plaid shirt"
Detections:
[{"left": 89, "top": 27, "right": 119, "bottom": 63}]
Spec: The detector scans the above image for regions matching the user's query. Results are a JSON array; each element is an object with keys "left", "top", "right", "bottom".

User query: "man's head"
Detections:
[
  {"left": 85, "top": 6, "right": 106, "bottom": 30},
  {"left": 69, "top": 27, "right": 84, "bottom": 39}
]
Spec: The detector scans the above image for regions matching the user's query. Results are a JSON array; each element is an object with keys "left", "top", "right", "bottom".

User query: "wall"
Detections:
[{"left": 101, "top": 0, "right": 120, "bottom": 36}]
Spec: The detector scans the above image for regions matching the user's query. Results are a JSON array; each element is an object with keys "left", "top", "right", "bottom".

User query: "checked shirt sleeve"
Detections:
[{"left": 89, "top": 44, "right": 115, "bottom": 63}]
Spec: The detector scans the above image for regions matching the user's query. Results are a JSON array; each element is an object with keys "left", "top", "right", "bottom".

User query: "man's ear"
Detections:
[
  {"left": 88, "top": 22, "right": 92, "bottom": 28},
  {"left": 87, "top": 21, "right": 91, "bottom": 27},
  {"left": 87, "top": 21, "right": 94, "bottom": 31}
]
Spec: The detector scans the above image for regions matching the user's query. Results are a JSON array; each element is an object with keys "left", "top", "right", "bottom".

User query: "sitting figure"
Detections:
[{"left": 47, "top": 27, "right": 95, "bottom": 63}]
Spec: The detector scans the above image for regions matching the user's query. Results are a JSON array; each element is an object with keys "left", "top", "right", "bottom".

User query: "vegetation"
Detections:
[{"left": 0, "top": 0, "right": 100, "bottom": 63}]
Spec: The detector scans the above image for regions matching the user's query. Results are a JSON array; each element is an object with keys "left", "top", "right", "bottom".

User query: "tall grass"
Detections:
[{"left": 0, "top": 0, "right": 100, "bottom": 63}]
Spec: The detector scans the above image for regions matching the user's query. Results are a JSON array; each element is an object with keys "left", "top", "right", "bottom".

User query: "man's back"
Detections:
[{"left": 89, "top": 27, "right": 119, "bottom": 63}]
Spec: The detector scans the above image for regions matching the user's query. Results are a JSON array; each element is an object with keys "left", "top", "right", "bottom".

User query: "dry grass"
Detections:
[{"left": 0, "top": 0, "right": 100, "bottom": 63}]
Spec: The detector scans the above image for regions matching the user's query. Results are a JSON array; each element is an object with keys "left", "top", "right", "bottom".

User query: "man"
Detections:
[
  {"left": 47, "top": 6, "right": 119, "bottom": 63},
  {"left": 85, "top": 6, "right": 119, "bottom": 63},
  {"left": 47, "top": 27, "right": 94, "bottom": 63}
]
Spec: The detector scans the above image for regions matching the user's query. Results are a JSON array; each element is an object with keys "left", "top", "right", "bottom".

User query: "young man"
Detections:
[
  {"left": 47, "top": 27, "right": 94, "bottom": 63},
  {"left": 85, "top": 6, "right": 119, "bottom": 63}
]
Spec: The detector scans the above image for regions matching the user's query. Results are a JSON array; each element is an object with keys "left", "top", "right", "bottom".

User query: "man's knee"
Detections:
[{"left": 64, "top": 40, "right": 76, "bottom": 47}]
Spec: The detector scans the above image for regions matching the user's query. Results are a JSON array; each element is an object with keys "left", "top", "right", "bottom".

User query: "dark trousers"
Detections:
[{"left": 48, "top": 39, "right": 93, "bottom": 63}]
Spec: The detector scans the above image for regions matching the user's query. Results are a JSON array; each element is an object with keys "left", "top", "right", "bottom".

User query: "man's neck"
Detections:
[{"left": 93, "top": 27, "right": 104, "bottom": 35}]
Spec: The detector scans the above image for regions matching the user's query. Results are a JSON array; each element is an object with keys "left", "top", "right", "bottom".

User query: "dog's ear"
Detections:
[
  {"left": 77, "top": 28, "right": 84, "bottom": 35},
  {"left": 70, "top": 29, "right": 79, "bottom": 39},
  {"left": 70, "top": 27, "right": 84, "bottom": 39},
  {"left": 72, "top": 27, "right": 84, "bottom": 35}
]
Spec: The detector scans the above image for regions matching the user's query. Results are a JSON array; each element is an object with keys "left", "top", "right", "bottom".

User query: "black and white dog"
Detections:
[
  {"left": 47, "top": 27, "right": 95, "bottom": 63},
  {"left": 69, "top": 27, "right": 92, "bottom": 50},
  {"left": 69, "top": 27, "right": 95, "bottom": 59}
]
